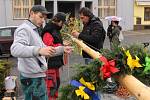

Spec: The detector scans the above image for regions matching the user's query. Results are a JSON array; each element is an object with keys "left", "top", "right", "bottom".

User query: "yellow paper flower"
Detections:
[
  {"left": 125, "top": 50, "right": 142, "bottom": 70},
  {"left": 75, "top": 86, "right": 89, "bottom": 100},
  {"left": 79, "top": 77, "right": 95, "bottom": 91}
]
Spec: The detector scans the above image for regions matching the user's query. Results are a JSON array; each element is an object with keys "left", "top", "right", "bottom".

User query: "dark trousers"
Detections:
[{"left": 20, "top": 74, "right": 48, "bottom": 100}]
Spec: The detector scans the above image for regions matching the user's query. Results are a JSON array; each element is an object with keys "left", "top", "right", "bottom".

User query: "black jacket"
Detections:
[
  {"left": 78, "top": 16, "right": 106, "bottom": 58},
  {"left": 42, "top": 22, "right": 64, "bottom": 68}
]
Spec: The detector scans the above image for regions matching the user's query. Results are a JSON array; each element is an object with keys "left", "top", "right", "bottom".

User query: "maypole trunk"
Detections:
[{"left": 72, "top": 37, "right": 150, "bottom": 100}]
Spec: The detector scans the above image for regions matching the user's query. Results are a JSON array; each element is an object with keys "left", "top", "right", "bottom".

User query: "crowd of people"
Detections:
[{"left": 10, "top": 5, "right": 122, "bottom": 100}]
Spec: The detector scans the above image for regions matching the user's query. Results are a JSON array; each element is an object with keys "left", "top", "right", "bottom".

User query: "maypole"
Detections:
[{"left": 71, "top": 37, "right": 150, "bottom": 100}]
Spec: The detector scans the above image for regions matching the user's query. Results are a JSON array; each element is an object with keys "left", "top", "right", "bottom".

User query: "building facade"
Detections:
[
  {"left": 98, "top": 0, "right": 134, "bottom": 31},
  {"left": 0, "top": 0, "right": 135, "bottom": 30},
  {"left": 134, "top": 0, "right": 150, "bottom": 30},
  {"left": 0, "top": 0, "right": 98, "bottom": 27}
]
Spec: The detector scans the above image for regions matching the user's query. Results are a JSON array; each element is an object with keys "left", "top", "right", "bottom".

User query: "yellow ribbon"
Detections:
[
  {"left": 75, "top": 86, "right": 89, "bottom": 100},
  {"left": 79, "top": 77, "right": 95, "bottom": 91},
  {"left": 125, "top": 50, "right": 142, "bottom": 70}
]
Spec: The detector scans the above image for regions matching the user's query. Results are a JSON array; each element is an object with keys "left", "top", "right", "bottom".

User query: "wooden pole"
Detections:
[
  {"left": 72, "top": 37, "right": 150, "bottom": 100},
  {"left": 119, "top": 75, "right": 150, "bottom": 100},
  {"left": 72, "top": 38, "right": 101, "bottom": 59}
]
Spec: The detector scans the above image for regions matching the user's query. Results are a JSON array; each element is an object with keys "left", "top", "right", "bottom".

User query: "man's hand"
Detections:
[
  {"left": 71, "top": 30, "right": 80, "bottom": 38},
  {"left": 38, "top": 46, "right": 56, "bottom": 56},
  {"left": 64, "top": 46, "right": 73, "bottom": 54}
]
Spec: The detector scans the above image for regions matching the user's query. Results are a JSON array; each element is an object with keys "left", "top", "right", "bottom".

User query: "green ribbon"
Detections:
[{"left": 143, "top": 56, "right": 150, "bottom": 74}]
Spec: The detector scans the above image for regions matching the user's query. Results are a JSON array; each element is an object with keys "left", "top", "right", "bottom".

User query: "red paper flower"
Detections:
[{"left": 99, "top": 56, "right": 120, "bottom": 79}]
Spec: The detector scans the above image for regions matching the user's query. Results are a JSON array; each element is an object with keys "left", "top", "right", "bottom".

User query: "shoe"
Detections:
[{"left": 103, "top": 82, "right": 118, "bottom": 93}]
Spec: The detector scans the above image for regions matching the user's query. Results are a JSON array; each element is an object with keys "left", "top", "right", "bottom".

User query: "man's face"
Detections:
[
  {"left": 30, "top": 11, "right": 47, "bottom": 27},
  {"left": 79, "top": 13, "right": 89, "bottom": 24}
]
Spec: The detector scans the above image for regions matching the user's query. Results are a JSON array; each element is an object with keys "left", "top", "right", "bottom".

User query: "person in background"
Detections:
[
  {"left": 71, "top": 7, "right": 106, "bottom": 65},
  {"left": 11, "top": 5, "right": 71, "bottom": 100},
  {"left": 107, "top": 20, "right": 122, "bottom": 50},
  {"left": 105, "top": 20, "right": 122, "bottom": 92},
  {"left": 41, "top": 12, "right": 72, "bottom": 100}
]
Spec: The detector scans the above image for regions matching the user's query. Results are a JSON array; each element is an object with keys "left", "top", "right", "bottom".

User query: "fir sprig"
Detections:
[{"left": 59, "top": 44, "right": 150, "bottom": 99}]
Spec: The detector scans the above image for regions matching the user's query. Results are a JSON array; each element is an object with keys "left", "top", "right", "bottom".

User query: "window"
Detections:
[
  {"left": 136, "top": 17, "right": 141, "bottom": 24},
  {"left": 144, "top": 7, "right": 150, "bottom": 21},
  {"left": 45, "top": 1, "right": 53, "bottom": 19},
  {"left": 13, "top": 0, "right": 35, "bottom": 19},
  {"left": 34, "top": 0, "right": 41, "bottom": 5},
  {"left": 104, "top": 0, "right": 115, "bottom": 6},
  {"left": 0, "top": 29, "right": 11, "bottom": 36},
  {"left": 98, "top": 0, "right": 116, "bottom": 18}
]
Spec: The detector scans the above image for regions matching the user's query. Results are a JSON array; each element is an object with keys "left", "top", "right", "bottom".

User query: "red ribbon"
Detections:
[{"left": 99, "top": 56, "right": 120, "bottom": 79}]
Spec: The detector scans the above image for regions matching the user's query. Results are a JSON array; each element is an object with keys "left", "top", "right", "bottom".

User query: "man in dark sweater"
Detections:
[{"left": 72, "top": 7, "right": 106, "bottom": 64}]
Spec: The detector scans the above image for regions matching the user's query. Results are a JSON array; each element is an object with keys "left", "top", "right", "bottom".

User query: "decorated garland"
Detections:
[
  {"left": 59, "top": 16, "right": 150, "bottom": 100},
  {"left": 59, "top": 44, "right": 150, "bottom": 100},
  {"left": 0, "top": 60, "right": 12, "bottom": 99}
]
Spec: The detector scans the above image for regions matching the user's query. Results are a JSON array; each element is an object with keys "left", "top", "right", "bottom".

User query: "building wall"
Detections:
[
  {"left": 99, "top": 0, "right": 134, "bottom": 31},
  {"left": 0, "top": 0, "right": 6, "bottom": 27},
  {"left": 0, "top": 0, "right": 135, "bottom": 31},
  {"left": 134, "top": 1, "right": 150, "bottom": 25},
  {"left": 91, "top": 0, "right": 98, "bottom": 17},
  {"left": 0, "top": 0, "right": 133, "bottom": 30},
  {"left": 4, "top": 0, "right": 24, "bottom": 26},
  {"left": 1, "top": 0, "right": 98, "bottom": 26},
  {"left": 117, "top": 0, "right": 134, "bottom": 31}
]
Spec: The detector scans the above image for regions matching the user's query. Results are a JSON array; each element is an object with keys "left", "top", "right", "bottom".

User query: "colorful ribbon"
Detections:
[
  {"left": 99, "top": 56, "right": 120, "bottom": 79},
  {"left": 125, "top": 50, "right": 142, "bottom": 70},
  {"left": 75, "top": 86, "right": 89, "bottom": 99},
  {"left": 79, "top": 77, "right": 95, "bottom": 91},
  {"left": 70, "top": 79, "right": 100, "bottom": 100},
  {"left": 143, "top": 56, "right": 150, "bottom": 74}
]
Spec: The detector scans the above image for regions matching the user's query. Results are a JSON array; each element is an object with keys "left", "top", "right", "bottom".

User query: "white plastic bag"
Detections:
[
  {"left": 119, "top": 31, "right": 124, "bottom": 41},
  {"left": 5, "top": 76, "right": 17, "bottom": 90}
]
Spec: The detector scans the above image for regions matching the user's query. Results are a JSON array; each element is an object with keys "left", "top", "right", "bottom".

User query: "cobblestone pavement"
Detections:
[{"left": 8, "top": 30, "right": 150, "bottom": 100}]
